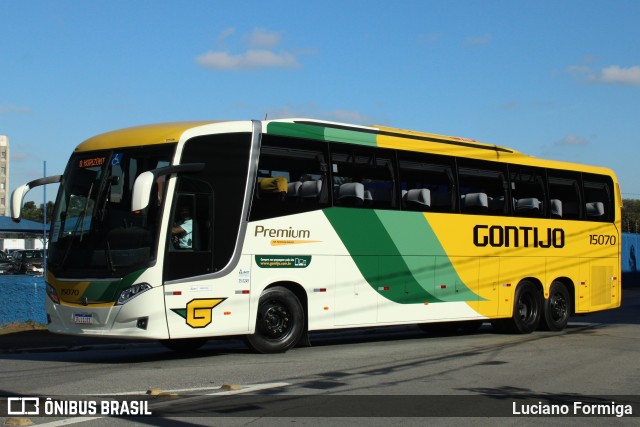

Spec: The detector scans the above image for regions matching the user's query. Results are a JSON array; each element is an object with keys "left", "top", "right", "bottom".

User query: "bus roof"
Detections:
[
  {"left": 74, "top": 121, "right": 218, "bottom": 152},
  {"left": 73, "top": 118, "right": 615, "bottom": 177},
  {"left": 266, "top": 119, "right": 616, "bottom": 177}
]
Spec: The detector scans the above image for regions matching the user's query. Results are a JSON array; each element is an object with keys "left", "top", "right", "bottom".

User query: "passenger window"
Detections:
[
  {"left": 331, "top": 145, "right": 395, "bottom": 209},
  {"left": 250, "top": 136, "right": 329, "bottom": 221},
  {"left": 583, "top": 174, "right": 612, "bottom": 222},
  {"left": 398, "top": 153, "right": 455, "bottom": 212},
  {"left": 548, "top": 171, "right": 582, "bottom": 219},
  {"left": 458, "top": 161, "right": 509, "bottom": 215},
  {"left": 510, "top": 167, "right": 546, "bottom": 218}
]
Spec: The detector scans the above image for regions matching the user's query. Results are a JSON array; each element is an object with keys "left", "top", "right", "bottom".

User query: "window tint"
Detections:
[
  {"left": 548, "top": 171, "right": 582, "bottom": 219},
  {"left": 510, "top": 167, "right": 546, "bottom": 218},
  {"left": 583, "top": 174, "right": 613, "bottom": 222},
  {"left": 250, "top": 136, "right": 330, "bottom": 221},
  {"left": 458, "top": 161, "right": 509, "bottom": 215},
  {"left": 331, "top": 145, "right": 395, "bottom": 209},
  {"left": 165, "top": 133, "right": 251, "bottom": 281},
  {"left": 398, "top": 153, "right": 455, "bottom": 212}
]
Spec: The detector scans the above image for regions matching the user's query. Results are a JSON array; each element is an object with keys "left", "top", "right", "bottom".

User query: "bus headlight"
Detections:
[
  {"left": 116, "top": 283, "right": 152, "bottom": 305},
  {"left": 46, "top": 283, "right": 60, "bottom": 304}
]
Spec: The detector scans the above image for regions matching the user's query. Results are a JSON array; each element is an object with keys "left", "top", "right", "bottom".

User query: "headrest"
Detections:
[{"left": 406, "top": 188, "right": 431, "bottom": 206}]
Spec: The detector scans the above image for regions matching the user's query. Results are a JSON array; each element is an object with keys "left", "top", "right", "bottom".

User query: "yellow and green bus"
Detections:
[{"left": 11, "top": 119, "right": 621, "bottom": 353}]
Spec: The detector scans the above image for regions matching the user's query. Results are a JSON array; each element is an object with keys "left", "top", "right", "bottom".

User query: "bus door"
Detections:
[{"left": 162, "top": 178, "right": 251, "bottom": 339}]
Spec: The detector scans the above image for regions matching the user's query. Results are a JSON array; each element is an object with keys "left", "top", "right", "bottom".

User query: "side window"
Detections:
[
  {"left": 510, "top": 167, "right": 546, "bottom": 218},
  {"left": 331, "top": 145, "right": 395, "bottom": 209},
  {"left": 398, "top": 153, "right": 455, "bottom": 212},
  {"left": 165, "top": 133, "right": 252, "bottom": 281},
  {"left": 583, "top": 174, "right": 613, "bottom": 222},
  {"left": 250, "top": 136, "right": 330, "bottom": 221},
  {"left": 548, "top": 171, "right": 582, "bottom": 219},
  {"left": 458, "top": 160, "right": 509, "bottom": 215},
  {"left": 169, "top": 179, "right": 212, "bottom": 252}
]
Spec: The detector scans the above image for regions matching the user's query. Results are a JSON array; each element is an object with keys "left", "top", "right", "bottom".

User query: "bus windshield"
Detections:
[{"left": 48, "top": 144, "right": 175, "bottom": 278}]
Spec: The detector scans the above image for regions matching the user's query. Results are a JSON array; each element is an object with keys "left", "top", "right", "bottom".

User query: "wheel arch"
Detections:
[{"left": 517, "top": 277, "right": 544, "bottom": 295}]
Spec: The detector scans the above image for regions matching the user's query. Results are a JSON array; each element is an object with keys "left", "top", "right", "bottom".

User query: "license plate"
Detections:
[{"left": 73, "top": 313, "right": 93, "bottom": 325}]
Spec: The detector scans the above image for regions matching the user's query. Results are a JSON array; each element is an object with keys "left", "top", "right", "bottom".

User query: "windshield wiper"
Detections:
[
  {"left": 105, "top": 239, "right": 116, "bottom": 272},
  {"left": 78, "top": 181, "right": 94, "bottom": 242},
  {"left": 60, "top": 181, "right": 95, "bottom": 268}
]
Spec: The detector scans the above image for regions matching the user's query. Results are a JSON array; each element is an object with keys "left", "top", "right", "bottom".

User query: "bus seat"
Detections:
[
  {"left": 363, "top": 190, "right": 373, "bottom": 205},
  {"left": 515, "top": 197, "right": 540, "bottom": 215},
  {"left": 404, "top": 188, "right": 431, "bottom": 211},
  {"left": 300, "top": 180, "right": 322, "bottom": 199},
  {"left": 338, "top": 182, "right": 365, "bottom": 206},
  {"left": 586, "top": 201, "right": 605, "bottom": 217},
  {"left": 462, "top": 192, "right": 489, "bottom": 213},
  {"left": 550, "top": 199, "right": 562, "bottom": 218},
  {"left": 287, "top": 181, "right": 302, "bottom": 198}
]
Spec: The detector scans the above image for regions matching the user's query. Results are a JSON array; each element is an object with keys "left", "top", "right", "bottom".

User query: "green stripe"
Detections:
[
  {"left": 324, "top": 208, "right": 481, "bottom": 303},
  {"left": 266, "top": 122, "right": 377, "bottom": 146},
  {"left": 267, "top": 122, "right": 326, "bottom": 141},
  {"left": 82, "top": 269, "right": 145, "bottom": 303}
]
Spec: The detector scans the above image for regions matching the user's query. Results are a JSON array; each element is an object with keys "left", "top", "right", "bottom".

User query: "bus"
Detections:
[{"left": 11, "top": 119, "right": 621, "bottom": 353}]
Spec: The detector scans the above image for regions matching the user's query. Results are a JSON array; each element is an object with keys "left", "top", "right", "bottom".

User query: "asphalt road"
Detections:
[{"left": 1, "top": 289, "right": 639, "bottom": 426}]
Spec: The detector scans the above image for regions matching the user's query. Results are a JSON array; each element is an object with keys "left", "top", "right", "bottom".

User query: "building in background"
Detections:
[{"left": 0, "top": 135, "right": 9, "bottom": 217}]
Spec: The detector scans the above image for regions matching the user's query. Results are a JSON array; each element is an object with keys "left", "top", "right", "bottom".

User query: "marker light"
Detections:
[{"left": 46, "top": 283, "right": 60, "bottom": 304}]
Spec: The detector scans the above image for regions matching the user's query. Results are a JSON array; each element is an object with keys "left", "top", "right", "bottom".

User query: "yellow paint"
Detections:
[
  {"left": 424, "top": 212, "right": 620, "bottom": 317},
  {"left": 74, "top": 121, "right": 216, "bottom": 152},
  {"left": 270, "top": 239, "right": 322, "bottom": 246},
  {"left": 186, "top": 298, "right": 225, "bottom": 328}
]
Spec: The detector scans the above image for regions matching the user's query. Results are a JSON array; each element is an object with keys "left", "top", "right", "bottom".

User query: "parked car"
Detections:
[
  {"left": 11, "top": 250, "right": 44, "bottom": 275},
  {"left": 0, "top": 251, "right": 13, "bottom": 274},
  {"left": 4, "top": 249, "right": 21, "bottom": 260}
]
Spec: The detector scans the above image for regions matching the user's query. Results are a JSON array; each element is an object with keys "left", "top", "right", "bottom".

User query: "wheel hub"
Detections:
[{"left": 262, "top": 303, "right": 290, "bottom": 338}]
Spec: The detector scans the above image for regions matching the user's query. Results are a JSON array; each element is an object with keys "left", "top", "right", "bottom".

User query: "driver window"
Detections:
[{"left": 164, "top": 177, "right": 213, "bottom": 281}]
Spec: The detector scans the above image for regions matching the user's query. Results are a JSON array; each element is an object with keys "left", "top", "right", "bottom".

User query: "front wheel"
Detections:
[
  {"left": 246, "top": 286, "right": 305, "bottom": 354},
  {"left": 540, "top": 281, "right": 571, "bottom": 331}
]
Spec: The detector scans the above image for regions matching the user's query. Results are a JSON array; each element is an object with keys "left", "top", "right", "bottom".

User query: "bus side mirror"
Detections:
[
  {"left": 131, "top": 163, "right": 205, "bottom": 212},
  {"left": 11, "top": 184, "right": 30, "bottom": 222},
  {"left": 10, "top": 175, "right": 62, "bottom": 222},
  {"left": 131, "top": 171, "right": 156, "bottom": 212}
]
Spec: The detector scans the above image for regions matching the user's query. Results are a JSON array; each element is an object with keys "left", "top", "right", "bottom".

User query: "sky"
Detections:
[{"left": 1, "top": 0, "right": 639, "bottom": 206}]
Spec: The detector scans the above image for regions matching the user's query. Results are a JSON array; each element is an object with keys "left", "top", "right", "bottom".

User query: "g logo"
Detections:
[{"left": 185, "top": 298, "right": 226, "bottom": 328}]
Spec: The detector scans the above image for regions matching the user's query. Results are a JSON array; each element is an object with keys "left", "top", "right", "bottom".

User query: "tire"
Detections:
[
  {"left": 246, "top": 286, "right": 305, "bottom": 354},
  {"left": 507, "top": 281, "right": 542, "bottom": 334},
  {"left": 160, "top": 338, "right": 208, "bottom": 352},
  {"left": 540, "top": 281, "right": 571, "bottom": 331}
]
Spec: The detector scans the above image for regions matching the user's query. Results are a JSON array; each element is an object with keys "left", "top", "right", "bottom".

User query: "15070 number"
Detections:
[{"left": 589, "top": 234, "right": 617, "bottom": 245}]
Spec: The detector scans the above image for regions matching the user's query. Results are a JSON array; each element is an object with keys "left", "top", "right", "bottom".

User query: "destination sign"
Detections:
[{"left": 78, "top": 157, "right": 106, "bottom": 168}]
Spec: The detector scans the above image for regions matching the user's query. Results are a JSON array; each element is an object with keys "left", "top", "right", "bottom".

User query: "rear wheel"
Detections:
[
  {"left": 246, "top": 286, "right": 305, "bottom": 354},
  {"left": 505, "top": 281, "right": 542, "bottom": 334},
  {"left": 540, "top": 281, "right": 571, "bottom": 331}
]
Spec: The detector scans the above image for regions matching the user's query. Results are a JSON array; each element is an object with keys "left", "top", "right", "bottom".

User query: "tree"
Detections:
[
  {"left": 623, "top": 199, "right": 640, "bottom": 233},
  {"left": 20, "top": 201, "right": 55, "bottom": 224}
]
